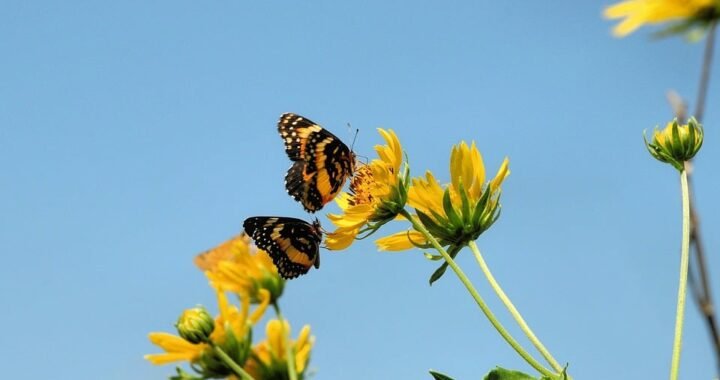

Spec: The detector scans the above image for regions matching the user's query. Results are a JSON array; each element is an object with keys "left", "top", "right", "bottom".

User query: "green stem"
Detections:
[
  {"left": 210, "top": 342, "right": 256, "bottom": 380},
  {"left": 272, "top": 302, "right": 299, "bottom": 380},
  {"left": 468, "top": 240, "right": 564, "bottom": 373},
  {"left": 399, "top": 209, "right": 555, "bottom": 378},
  {"left": 670, "top": 170, "right": 691, "bottom": 380}
]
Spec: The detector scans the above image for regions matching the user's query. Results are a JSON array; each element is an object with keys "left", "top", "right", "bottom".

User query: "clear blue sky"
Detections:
[{"left": 2, "top": 1, "right": 719, "bottom": 379}]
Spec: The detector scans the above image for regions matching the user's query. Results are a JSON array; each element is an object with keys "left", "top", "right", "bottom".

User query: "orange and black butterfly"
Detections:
[
  {"left": 243, "top": 216, "right": 323, "bottom": 279},
  {"left": 278, "top": 113, "right": 356, "bottom": 213}
]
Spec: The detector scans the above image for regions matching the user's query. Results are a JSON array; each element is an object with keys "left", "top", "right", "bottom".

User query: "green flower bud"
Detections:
[
  {"left": 175, "top": 306, "right": 214, "bottom": 344},
  {"left": 645, "top": 117, "right": 704, "bottom": 171}
]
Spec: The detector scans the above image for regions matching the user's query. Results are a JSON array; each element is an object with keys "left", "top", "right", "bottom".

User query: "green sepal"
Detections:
[
  {"left": 416, "top": 210, "right": 444, "bottom": 237},
  {"left": 482, "top": 367, "right": 539, "bottom": 380},
  {"left": 429, "top": 369, "right": 455, "bottom": 380},
  {"left": 442, "top": 188, "right": 462, "bottom": 229},
  {"left": 169, "top": 367, "right": 204, "bottom": 380},
  {"left": 652, "top": 18, "right": 703, "bottom": 39},
  {"left": 670, "top": 121, "right": 683, "bottom": 159},
  {"left": 458, "top": 180, "right": 471, "bottom": 226},
  {"left": 686, "top": 120, "right": 697, "bottom": 159},
  {"left": 471, "top": 184, "right": 493, "bottom": 227}
]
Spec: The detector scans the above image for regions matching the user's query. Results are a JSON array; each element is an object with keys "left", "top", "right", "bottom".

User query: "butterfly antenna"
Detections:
[
  {"left": 347, "top": 123, "right": 360, "bottom": 152},
  {"left": 355, "top": 154, "right": 370, "bottom": 165}
]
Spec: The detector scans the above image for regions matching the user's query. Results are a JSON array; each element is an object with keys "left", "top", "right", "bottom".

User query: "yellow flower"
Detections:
[
  {"left": 244, "top": 319, "right": 315, "bottom": 379},
  {"left": 645, "top": 117, "right": 704, "bottom": 170},
  {"left": 382, "top": 141, "right": 509, "bottom": 251},
  {"left": 145, "top": 285, "right": 269, "bottom": 377},
  {"left": 197, "top": 234, "right": 284, "bottom": 304},
  {"left": 325, "top": 128, "right": 409, "bottom": 250},
  {"left": 604, "top": 0, "right": 718, "bottom": 37}
]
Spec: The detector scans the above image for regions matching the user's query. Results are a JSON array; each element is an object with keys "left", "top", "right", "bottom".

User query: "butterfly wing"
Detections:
[
  {"left": 243, "top": 216, "right": 322, "bottom": 279},
  {"left": 194, "top": 234, "right": 246, "bottom": 271},
  {"left": 278, "top": 113, "right": 355, "bottom": 212}
]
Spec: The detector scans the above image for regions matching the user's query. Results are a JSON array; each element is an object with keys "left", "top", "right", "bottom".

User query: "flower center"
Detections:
[{"left": 349, "top": 165, "right": 375, "bottom": 206}]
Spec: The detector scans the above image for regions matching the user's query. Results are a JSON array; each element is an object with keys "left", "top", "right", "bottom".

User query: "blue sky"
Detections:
[{"left": 2, "top": 1, "right": 719, "bottom": 379}]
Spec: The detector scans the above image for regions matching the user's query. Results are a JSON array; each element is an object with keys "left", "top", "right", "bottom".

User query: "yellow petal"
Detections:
[
  {"left": 267, "top": 319, "right": 289, "bottom": 358},
  {"left": 145, "top": 332, "right": 204, "bottom": 365},
  {"left": 325, "top": 227, "right": 360, "bottom": 250},
  {"left": 249, "top": 289, "right": 271, "bottom": 324},
  {"left": 489, "top": 157, "right": 510, "bottom": 192},
  {"left": 333, "top": 192, "right": 352, "bottom": 210},
  {"left": 377, "top": 128, "right": 403, "bottom": 172},
  {"left": 376, "top": 230, "right": 427, "bottom": 251},
  {"left": 468, "top": 142, "right": 486, "bottom": 200},
  {"left": 408, "top": 171, "right": 444, "bottom": 214}
]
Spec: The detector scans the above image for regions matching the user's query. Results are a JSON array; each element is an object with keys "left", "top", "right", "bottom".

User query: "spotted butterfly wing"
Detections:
[
  {"left": 243, "top": 216, "right": 322, "bottom": 279},
  {"left": 278, "top": 113, "right": 355, "bottom": 213}
]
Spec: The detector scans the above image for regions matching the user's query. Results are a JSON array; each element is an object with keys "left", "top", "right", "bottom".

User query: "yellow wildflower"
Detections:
[
  {"left": 604, "top": 0, "right": 718, "bottom": 37},
  {"left": 645, "top": 117, "right": 703, "bottom": 170},
  {"left": 197, "top": 234, "right": 284, "bottom": 304},
  {"left": 145, "top": 285, "right": 269, "bottom": 377},
  {"left": 244, "top": 319, "right": 315, "bottom": 379},
  {"left": 325, "top": 128, "right": 409, "bottom": 250},
  {"left": 380, "top": 141, "right": 508, "bottom": 252}
]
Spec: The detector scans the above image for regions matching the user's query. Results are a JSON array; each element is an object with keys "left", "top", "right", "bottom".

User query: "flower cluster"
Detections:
[
  {"left": 324, "top": 129, "right": 510, "bottom": 283},
  {"left": 146, "top": 235, "right": 314, "bottom": 380}
]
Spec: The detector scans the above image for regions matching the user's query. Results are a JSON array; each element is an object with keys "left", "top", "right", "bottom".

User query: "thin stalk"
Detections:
[
  {"left": 399, "top": 209, "right": 555, "bottom": 378},
  {"left": 468, "top": 241, "right": 563, "bottom": 373},
  {"left": 272, "top": 302, "right": 298, "bottom": 380},
  {"left": 669, "top": 170, "right": 691, "bottom": 380},
  {"left": 693, "top": 21, "right": 716, "bottom": 122},
  {"left": 210, "top": 342, "right": 256, "bottom": 380},
  {"left": 688, "top": 20, "right": 720, "bottom": 375}
]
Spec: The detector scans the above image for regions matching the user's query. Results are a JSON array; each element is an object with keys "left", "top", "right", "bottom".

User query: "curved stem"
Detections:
[
  {"left": 468, "top": 241, "right": 563, "bottom": 373},
  {"left": 210, "top": 342, "right": 256, "bottom": 380},
  {"left": 669, "top": 170, "right": 691, "bottom": 380},
  {"left": 272, "top": 302, "right": 298, "bottom": 380},
  {"left": 399, "top": 209, "right": 555, "bottom": 378}
]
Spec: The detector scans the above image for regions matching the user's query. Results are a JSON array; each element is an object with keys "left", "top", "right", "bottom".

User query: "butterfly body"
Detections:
[
  {"left": 278, "top": 113, "right": 355, "bottom": 212},
  {"left": 243, "top": 216, "right": 322, "bottom": 279}
]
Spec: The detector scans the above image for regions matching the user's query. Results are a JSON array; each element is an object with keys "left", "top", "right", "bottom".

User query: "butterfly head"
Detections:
[{"left": 311, "top": 218, "right": 323, "bottom": 238}]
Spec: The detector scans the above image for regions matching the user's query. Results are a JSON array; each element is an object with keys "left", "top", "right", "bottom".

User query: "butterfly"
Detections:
[
  {"left": 193, "top": 235, "right": 244, "bottom": 272},
  {"left": 278, "top": 113, "right": 356, "bottom": 213},
  {"left": 243, "top": 216, "right": 323, "bottom": 279}
]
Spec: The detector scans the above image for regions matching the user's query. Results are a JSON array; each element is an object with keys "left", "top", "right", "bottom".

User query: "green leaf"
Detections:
[
  {"left": 482, "top": 367, "right": 539, "bottom": 380},
  {"left": 429, "top": 262, "right": 449, "bottom": 285},
  {"left": 429, "top": 369, "right": 455, "bottom": 380},
  {"left": 428, "top": 245, "right": 462, "bottom": 285}
]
